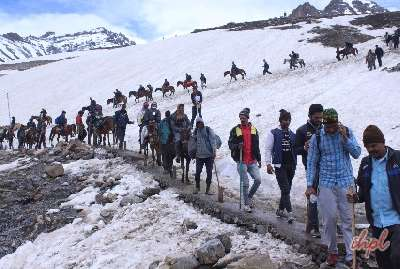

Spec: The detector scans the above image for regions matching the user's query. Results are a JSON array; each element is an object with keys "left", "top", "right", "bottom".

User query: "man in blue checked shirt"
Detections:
[
  {"left": 306, "top": 108, "right": 361, "bottom": 267},
  {"left": 348, "top": 125, "right": 400, "bottom": 269}
]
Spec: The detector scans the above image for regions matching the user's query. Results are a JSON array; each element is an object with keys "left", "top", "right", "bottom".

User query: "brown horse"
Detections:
[
  {"left": 94, "top": 116, "right": 115, "bottom": 147},
  {"left": 224, "top": 68, "right": 246, "bottom": 82},
  {"left": 129, "top": 90, "right": 153, "bottom": 103},
  {"left": 336, "top": 47, "right": 358, "bottom": 61},
  {"left": 49, "top": 124, "right": 77, "bottom": 144},
  {"left": 143, "top": 121, "right": 162, "bottom": 166},
  {"left": 155, "top": 86, "right": 175, "bottom": 98},
  {"left": 25, "top": 128, "right": 37, "bottom": 149},
  {"left": 107, "top": 95, "right": 127, "bottom": 108},
  {"left": 176, "top": 128, "right": 192, "bottom": 184},
  {"left": 177, "top": 80, "right": 197, "bottom": 93}
]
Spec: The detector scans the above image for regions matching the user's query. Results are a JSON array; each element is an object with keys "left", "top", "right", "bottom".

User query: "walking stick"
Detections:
[
  {"left": 305, "top": 196, "right": 310, "bottom": 233},
  {"left": 239, "top": 147, "right": 243, "bottom": 209},
  {"left": 348, "top": 185, "right": 357, "bottom": 269},
  {"left": 214, "top": 161, "right": 224, "bottom": 203}
]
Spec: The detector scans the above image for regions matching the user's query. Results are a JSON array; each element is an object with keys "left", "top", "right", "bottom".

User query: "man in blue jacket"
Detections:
[
  {"left": 348, "top": 125, "right": 400, "bottom": 269},
  {"left": 306, "top": 108, "right": 361, "bottom": 267},
  {"left": 114, "top": 104, "right": 133, "bottom": 149},
  {"left": 158, "top": 110, "right": 175, "bottom": 176}
]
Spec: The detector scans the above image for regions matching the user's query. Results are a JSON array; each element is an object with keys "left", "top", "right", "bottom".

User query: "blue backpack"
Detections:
[{"left": 55, "top": 116, "right": 62, "bottom": 125}]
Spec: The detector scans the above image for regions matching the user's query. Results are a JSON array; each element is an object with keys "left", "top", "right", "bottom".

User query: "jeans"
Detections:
[
  {"left": 372, "top": 224, "right": 400, "bottom": 269},
  {"left": 237, "top": 162, "right": 261, "bottom": 206},
  {"left": 116, "top": 127, "right": 126, "bottom": 149},
  {"left": 190, "top": 105, "right": 202, "bottom": 127},
  {"left": 377, "top": 56, "right": 382, "bottom": 67},
  {"left": 318, "top": 186, "right": 353, "bottom": 261},
  {"left": 195, "top": 157, "right": 213, "bottom": 188},
  {"left": 275, "top": 165, "right": 295, "bottom": 212}
]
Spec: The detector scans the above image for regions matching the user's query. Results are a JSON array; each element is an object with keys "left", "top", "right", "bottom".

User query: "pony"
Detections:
[
  {"left": 283, "top": 58, "right": 306, "bottom": 68},
  {"left": 25, "top": 128, "right": 37, "bottom": 149},
  {"left": 336, "top": 47, "right": 358, "bottom": 61},
  {"left": 49, "top": 124, "right": 77, "bottom": 145},
  {"left": 142, "top": 121, "right": 162, "bottom": 166},
  {"left": 155, "top": 86, "right": 175, "bottom": 98},
  {"left": 177, "top": 80, "right": 197, "bottom": 93},
  {"left": 223, "top": 68, "right": 246, "bottom": 82},
  {"left": 94, "top": 116, "right": 115, "bottom": 147},
  {"left": 107, "top": 95, "right": 127, "bottom": 108},
  {"left": 129, "top": 90, "right": 153, "bottom": 103},
  {"left": 176, "top": 128, "right": 192, "bottom": 183}
]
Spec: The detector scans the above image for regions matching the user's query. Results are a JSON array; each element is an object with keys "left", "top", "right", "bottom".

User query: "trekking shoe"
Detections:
[
  {"left": 243, "top": 205, "right": 252, "bottom": 213},
  {"left": 205, "top": 185, "right": 213, "bottom": 195},
  {"left": 287, "top": 212, "right": 295, "bottom": 224},
  {"left": 249, "top": 198, "right": 256, "bottom": 209},
  {"left": 311, "top": 229, "right": 321, "bottom": 238},
  {"left": 325, "top": 253, "right": 338, "bottom": 267},
  {"left": 276, "top": 209, "right": 286, "bottom": 218}
]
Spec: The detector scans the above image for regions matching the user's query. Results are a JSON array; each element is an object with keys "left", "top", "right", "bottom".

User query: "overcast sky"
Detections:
[{"left": 0, "top": 0, "right": 398, "bottom": 42}]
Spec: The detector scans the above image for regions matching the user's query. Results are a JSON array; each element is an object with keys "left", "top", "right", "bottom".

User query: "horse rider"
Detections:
[
  {"left": 140, "top": 102, "right": 161, "bottom": 147},
  {"left": 114, "top": 104, "right": 133, "bottom": 149},
  {"left": 76, "top": 110, "right": 85, "bottom": 141},
  {"left": 138, "top": 84, "right": 146, "bottom": 95},
  {"left": 231, "top": 61, "right": 238, "bottom": 74},
  {"left": 55, "top": 110, "right": 67, "bottom": 135},
  {"left": 200, "top": 73, "right": 207, "bottom": 88},
  {"left": 190, "top": 86, "right": 203, "bottom": 128},
  {"left": 10, "top": 116, "right": 16, "bottom": 130},
  {"left": 36, "top": 108, "right": 48, "bottom": 149},
  {"left": 263, "top": 59, "right": 272, "bottom": 75},
  {"left": 27, "top": 117, "right": 36, "bottom": 130},
  {"left": 137, "top": 101, "right": 150, "bottom": 150},
  {"left": 185, "top": 73, "right": 192, "bottom": 82},
  {"left": 147, "top": 84, "right": 154, "bottom": 92},
  {"left": 345, "top": 41, "right": 353, "bottom": 53},
  {"left": 86, "top": 99, "right": 103, "bottom": 117},
  {"left": 114, "top": 89, "right": 122, "bottom": 100},
  {"left": 163, "top": 79, "right": 170, "bottom": 89},
  {"left": 289, "top": 51, "right": 299, "bottom": 69},
  {"left": 170, "top": 104, "right": 191, "bottom": 163}
]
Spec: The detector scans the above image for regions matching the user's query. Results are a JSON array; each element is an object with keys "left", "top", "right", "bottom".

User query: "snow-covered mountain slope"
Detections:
[
  {"left": 323, "top": 0, "right": 387, "bottom": 16},
  {"left": 0, "top": 27, "right": 136, "bottom": 63},
  {"left": 0, "top": 14, "right": 399, "bottom": 210}
]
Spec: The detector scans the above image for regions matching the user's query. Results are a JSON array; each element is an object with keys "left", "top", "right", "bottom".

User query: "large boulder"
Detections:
[
  {"left": 45, "top": 163, "right": 64, "bottom": 178},
  {"left": 195, "top": 239, "right": 225, "bottom": 265},
  {"left": 226, "top": 254, "right": 277, "bottom": 269},
  {"left": 156, "top": 255, "right": 199, "bottom": 269},
  {"left": 119, "top": 195, "right": 144, "bottom": 207}
]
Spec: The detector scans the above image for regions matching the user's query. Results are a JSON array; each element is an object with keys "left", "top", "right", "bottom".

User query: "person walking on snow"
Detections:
[
  {"left": 306, "top": 108, "right": 361, "bottom": 267},
  {"left": 348, "top": 125, "right": 400, "bottom": 269},
  {"left": 75, "top": 110, "right": 86, "bottom": 142},
  {"left": 137, "top": 102, "right": 149, "bottom": 151},
  {"left": 190, "top": 87, "right": 203, "bottom": 128},
  {"left": 228, "top": 108, "right": 261, "bottom": 213},
  {"left": 158, "top": 110, "right": 175, "bottom": 177},
  {"left": 170, "top": 104, "right": 191, "bottom": 163},
  {"left": 191, "top": 117, "right": 217, "bottom": 195},
  {"left": 295, "top": 104, "right": 324, "bottom": 236},
  {"left": 265, "top": 109, "right": 297, "bottom": 224},
  {"left": 114, "top": 104, "right": 133, "bottom": 149},
  {"left": 55, "top": 111, "right": 67, "bottom": 135},
  {"left": 200, "top": 73, "right": 207, "bottom": 89},
  {"left": 366, "top": 49, "right": 376, "bottom": 71},
  {"left": 375, "top": 45, "right": 384, "bottom": 67},
  {"left": 263, "top": 59, "right": 272, "bottom": 75}
]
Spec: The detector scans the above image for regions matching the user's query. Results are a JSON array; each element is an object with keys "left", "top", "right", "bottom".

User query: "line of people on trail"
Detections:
[
  {"left": 384, "top": 30, "right": 400, "bottom": 50},
  {"left": 225, "top": 105, "right": 399, "bottom": 269}
]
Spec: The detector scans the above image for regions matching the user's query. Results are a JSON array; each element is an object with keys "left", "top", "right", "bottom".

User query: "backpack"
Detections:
[
  {"left": 55, "top": 116, "right": 62, "bottom": 125},
  {"left": 188, "top": 127, "right": 222, "bottom": 159}
]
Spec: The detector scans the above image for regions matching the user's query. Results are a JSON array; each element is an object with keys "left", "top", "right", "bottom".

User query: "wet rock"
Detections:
[
  {"left": 141, "top": 187, "right": 161, "bottom": 199},
  {"left": 182, "top": 219, "right": 198, "bottom": 231},
  {"left": 149, "top": 260, "right": 161, "bottom": 269},
  {"left": 196, "top": 239, "right": 225, "bottom": 265},
  {"left": 226, "top": 254, "right": 276, "bottom": 269},
  {"left": 45, "top": 163, "right": 64, "bottom": 178},
  {"left": 95, "top": 192, "right": 118, "bottom": 205},
  {"left": 119, "top": 195, "right": 144, "bottom": 207},
  {"left": 158, "top": 255, "right": 200, "bottom": 269},
  {"left": 216, "top": 234, "right": 232, "bottom": 254}
]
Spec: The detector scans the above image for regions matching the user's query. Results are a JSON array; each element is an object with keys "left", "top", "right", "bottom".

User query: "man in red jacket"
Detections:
[
  {"left": 75, "top": 111, "right": 85, "bottom": 141},
  {"left": 228, "top": 108, "right": 262, "bottom": 212}
]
